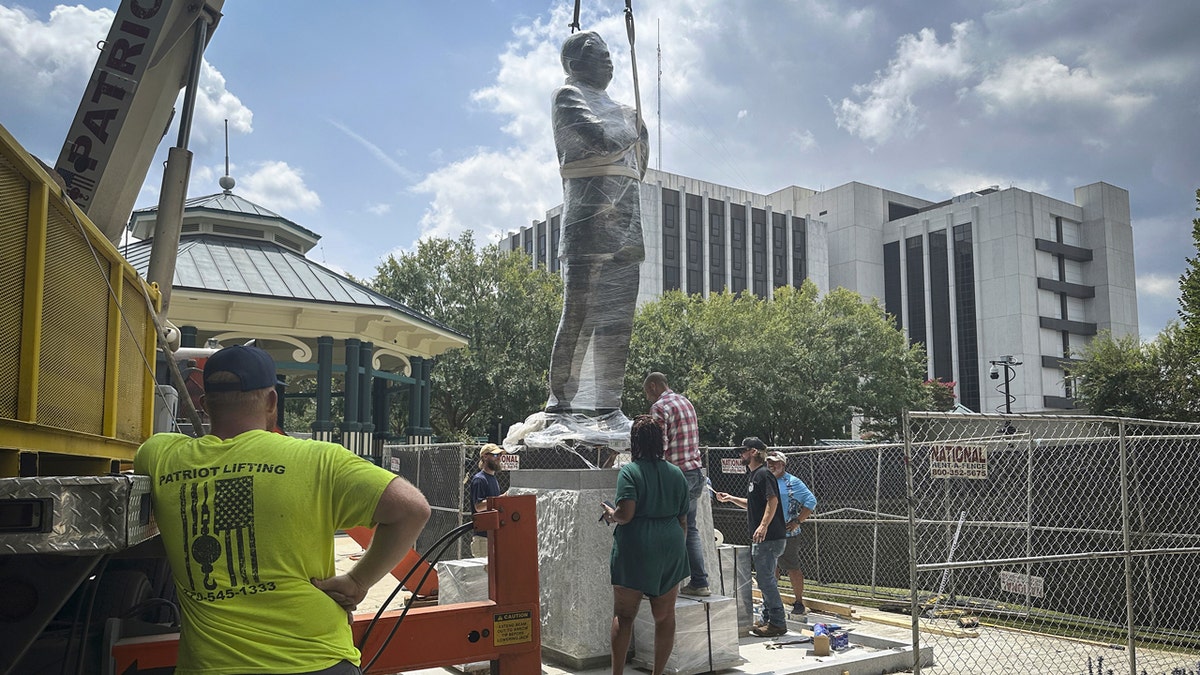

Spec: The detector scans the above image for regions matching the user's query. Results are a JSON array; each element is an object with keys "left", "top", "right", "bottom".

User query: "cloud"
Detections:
[
  {"left": 192, "top": 61, "right": 253, "bottom": 145},
  {"left": 412, "top": 145, "right": 558, "bottom": 244},
  {"left": 974, "top": 55, "right": 1153, "bottom": 121},
  {"left": 789, "top": 129, "right": 817, "bottom": 151},
  {"left": 737, "top": 109, "right": 748, "bottom": 120},
  {"left": 0, "top": 4, "right": 111, "bottom": 110},
  {"left": 834, "top": 22, "right": 975, "bottom": 145},
  {"left": 919, "top": 169, "right": 1049, "bottom": 199},
  {"left": 237, "top": 161, "right": 321, "bottom": 213},
  {"left": 1137, "top": 274, "right": 1179, "bottom": 299},
  {"left": 367, "top": 203, "right": 392, "bottom": 216}
]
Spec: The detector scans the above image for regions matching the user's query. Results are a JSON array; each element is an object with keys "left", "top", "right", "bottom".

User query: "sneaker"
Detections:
[
  {"left": 790, "top": 601, "right": 807, "bottom": 616},
  {"left": 680, "top": 583, "right": 711, "bottom": 597},
  {"left": 750, "top": 623, "right": 788, "bottom": 638}
]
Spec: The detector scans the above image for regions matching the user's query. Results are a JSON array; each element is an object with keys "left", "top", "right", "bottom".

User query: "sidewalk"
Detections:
[{"left": 335, "top": 534, "right": 917, "bottom": 675}]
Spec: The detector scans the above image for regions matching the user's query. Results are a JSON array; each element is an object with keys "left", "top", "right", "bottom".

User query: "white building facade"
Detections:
[{"left": 504, "top": 169, "right": 1138, "bottom": 414}]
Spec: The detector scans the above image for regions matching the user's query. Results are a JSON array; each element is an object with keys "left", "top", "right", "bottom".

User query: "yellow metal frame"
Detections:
[{"left": 0, "top": 122, "right": 161, "bottom": 477}]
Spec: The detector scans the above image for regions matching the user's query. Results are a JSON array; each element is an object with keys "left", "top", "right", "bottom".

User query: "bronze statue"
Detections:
[{"left": 546, "top": 31, "right": 647, "bottom": 414}]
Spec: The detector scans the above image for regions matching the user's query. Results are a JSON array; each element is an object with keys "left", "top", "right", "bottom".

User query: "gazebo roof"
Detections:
[{"left": 123, "top": 181, "right": 469, "bottom": 367}]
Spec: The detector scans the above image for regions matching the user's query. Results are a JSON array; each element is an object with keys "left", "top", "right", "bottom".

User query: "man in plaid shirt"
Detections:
[{"left": 643, "top": 372, "right": 710, "bottom": 596}]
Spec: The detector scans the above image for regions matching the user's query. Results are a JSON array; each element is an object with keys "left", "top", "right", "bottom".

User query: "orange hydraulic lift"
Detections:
[{"left": 111, "top": 494, "right": 542, "bottom": 674}]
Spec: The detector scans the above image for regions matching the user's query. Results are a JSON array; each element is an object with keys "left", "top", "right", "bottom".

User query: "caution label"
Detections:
[{"left": 493, "top": 610, "right": 533, "bottom": 646}]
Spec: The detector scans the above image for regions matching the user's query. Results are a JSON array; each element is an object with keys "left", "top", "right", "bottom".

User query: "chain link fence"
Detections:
[
  {"left": 381, "top": 415, "right": 1200, "bottom": 674},
  {"left": 706, "top": 443, "right": 912, "bottom": 608},
  {"left": 380, "top": 442, "right": 629, "bottom": 559},
  {"left": 906, "top": 412, "right": 1200, "bottom": 674}
]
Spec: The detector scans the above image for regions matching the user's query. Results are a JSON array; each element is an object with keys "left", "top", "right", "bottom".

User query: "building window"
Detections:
[
  {"left": 791, "top": 217, "right": 806, "bottom": 287},
  {"left": 523, "top": 228, "right": 533, "bottom": 257},
  {"left": 884, "top": 241, "right": 901, "bottom": 329},
  {"left": 751, "top": 208, "right": 767, "bottom": 297},
  {"left": 954, "top": 223, "right": 979, "bottom": 412},
  {"left": 905, "top": 235, "right": 926, "bottom": 349},
  {"left": 929, "top": 230, "right": 953, "bottom": 382},
  {"left": 771, "top": 212, "right": 788, "bottom": 288},
  {"left": 662, "top": 188, "right": 681, "bottom": 291},
  {"left": 709, "top": 199, "right": 726, "bottom": 293},
  {"left": 731, "top": 204, "right": 746, "bottom": 294},
  {"left": 550, "top": 215, "right": 561, "bottom": 272},
  {"left": 536, "top": 220, "right": 546, "bottom": 268},
  {"left": 686, "top": 193, "right": 704, "bottom": 295}
]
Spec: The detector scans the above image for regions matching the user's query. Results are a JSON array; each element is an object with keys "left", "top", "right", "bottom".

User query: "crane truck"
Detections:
[{"left": 0, "top": 1, "right": 225, "bottom": 672}]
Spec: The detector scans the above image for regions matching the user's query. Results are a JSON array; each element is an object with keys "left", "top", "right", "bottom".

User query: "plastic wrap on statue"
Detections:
[{"left": 546, "top": 30, "right": 647, "bottom": 414}]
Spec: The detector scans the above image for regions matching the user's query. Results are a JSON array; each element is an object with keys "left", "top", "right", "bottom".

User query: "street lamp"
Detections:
[{"left": 988, "top": 356, "right": 1021, "bottom": 430}]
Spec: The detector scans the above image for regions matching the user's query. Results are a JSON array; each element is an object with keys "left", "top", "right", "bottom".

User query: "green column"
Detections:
[
  {"left": 312, "top": 336, "right": 334, "bottom": 436},
  {"left": 343, "top": 338, "right": 361, "bottom": 436},
  {"left": 405, "top": 356, "right": 424, "bottom": 438},
  {"left": 420, "top": 358, "right": 434, "bottom": 435},
  {"left": 359, "top": 342, "right": 374, "bottom": 433}
]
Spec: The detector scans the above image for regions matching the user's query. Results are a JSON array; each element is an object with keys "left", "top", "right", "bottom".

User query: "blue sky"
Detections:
[{"left": 2, "top": 1, "right": 1198, "bottom": 340}]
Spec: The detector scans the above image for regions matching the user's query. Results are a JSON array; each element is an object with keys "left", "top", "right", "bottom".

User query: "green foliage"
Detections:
[
  {"left": 368, "top": 232, "right": 563, "bottom": 439},
  {"left": 1068, "top": 189, "right": 1200, "bottom": 423},
  {"left": 622, "top": 283, "right": 928, "bottom": 445},
  {"left": 1067, "top": 331, "right": 1162, "bottom": 419},
  {"left": 1178, "top": 188, "right": 1200, "bottom": 349}
]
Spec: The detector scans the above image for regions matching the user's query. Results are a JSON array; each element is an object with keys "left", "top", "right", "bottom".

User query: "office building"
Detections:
[{"left": 506, "top": 169, "right": 1137, "bottom": 413}]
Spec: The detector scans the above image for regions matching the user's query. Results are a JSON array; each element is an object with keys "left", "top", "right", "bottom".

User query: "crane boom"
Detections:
[{"left": 53, "top": 0, "right": 224, "bottom": 245}]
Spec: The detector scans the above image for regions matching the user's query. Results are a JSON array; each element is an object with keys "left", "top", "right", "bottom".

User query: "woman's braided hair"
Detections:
[{"left": 630, "top": 414, "right": 665, "bottom": 461}]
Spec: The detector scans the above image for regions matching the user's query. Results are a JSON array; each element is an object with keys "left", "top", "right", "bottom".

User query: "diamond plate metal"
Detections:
[{"left": 0, "top": 474, "right": 157, "bottom": 554}]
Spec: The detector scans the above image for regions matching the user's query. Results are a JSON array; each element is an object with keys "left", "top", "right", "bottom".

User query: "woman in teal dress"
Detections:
[{"left": 600, "top": 415, "right": 690, "bottom": 675}]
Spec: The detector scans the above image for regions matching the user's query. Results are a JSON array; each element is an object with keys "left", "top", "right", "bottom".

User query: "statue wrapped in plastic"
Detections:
[{"left": 546, "top": 30, "right": 647, "bottom": 414}]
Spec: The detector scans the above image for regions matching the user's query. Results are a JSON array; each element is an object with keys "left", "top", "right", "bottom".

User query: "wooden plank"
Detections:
[
  {"left": 754, "top": 589, "right": 859, "bottom": 620},
  {"left": 856, "top": 608, "right": 979, "bottom": 638}
]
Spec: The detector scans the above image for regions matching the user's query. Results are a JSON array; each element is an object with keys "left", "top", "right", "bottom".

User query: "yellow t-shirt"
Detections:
[{"left": 134, "top": 430, "right": 396, "bottom": 674}]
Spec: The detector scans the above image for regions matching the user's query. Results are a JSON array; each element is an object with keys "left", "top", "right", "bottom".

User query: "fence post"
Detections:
[
  {"left": 1024, "top": 435, "right": 1034, "bottom": 615},
  {"left": 870, "top": 444, "right": 882, "bottom": 599},
  {"left": 904, "top": 411, "right": 921, "bottom": 674},
  {"left": 1118, "top": 418, "right": 1137, "bottom": 675}
]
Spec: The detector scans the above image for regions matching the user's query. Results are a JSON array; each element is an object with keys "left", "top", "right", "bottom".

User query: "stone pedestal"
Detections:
[{"left": 508, "top": 467, "right": 720, "bottom": 670}]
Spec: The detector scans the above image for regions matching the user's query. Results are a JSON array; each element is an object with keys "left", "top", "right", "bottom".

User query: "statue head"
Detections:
[{"left": 561, "top": 31, "right": 613, "bottom": 89}]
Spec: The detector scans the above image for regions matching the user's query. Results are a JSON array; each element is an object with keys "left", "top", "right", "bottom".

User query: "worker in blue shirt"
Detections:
[{"left": 765, "top": 451, "right": 816, "bottom": 617}]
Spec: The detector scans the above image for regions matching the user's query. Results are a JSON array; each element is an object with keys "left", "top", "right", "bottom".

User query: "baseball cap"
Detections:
[
  {"left": 741, "top": 437, "right": 767, "bottom": 452},
  {"left": 203, "top": 345, "right": 278, "bottom": 392},
  {"left": 479, "top": 443, "right": 505, "bottom": 458},
  {"left": 765, "top": 451, "right": 787, "bottom": 463}
]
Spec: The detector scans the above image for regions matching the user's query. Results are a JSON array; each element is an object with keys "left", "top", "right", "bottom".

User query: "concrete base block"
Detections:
[{"left": 632, "top": 595, "right": 744, "bottom": 675}]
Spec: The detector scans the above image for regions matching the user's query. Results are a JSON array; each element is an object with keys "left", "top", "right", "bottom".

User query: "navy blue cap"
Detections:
[
  {"left": 741, "top": 437, "right": 767, "bottom": 452},
  {"left": 203, "top": 345, "right": 278, "bottom": 392}
]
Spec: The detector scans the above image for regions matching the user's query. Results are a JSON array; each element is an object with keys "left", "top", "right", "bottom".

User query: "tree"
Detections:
[
  {"left": 1067, "top": 331, "right": 1162, "bottom": 419},
  {"left": 369, "top": 233, "right": 563, "bottom": 440},
  {"left": 622, "top": 283, "right": 928, "bottom": 445},
  {"left": 1178, "top": 189, "right": 1200, "bottom": 348}
]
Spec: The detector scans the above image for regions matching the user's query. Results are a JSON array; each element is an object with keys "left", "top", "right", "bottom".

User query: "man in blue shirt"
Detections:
[
  {"left": 765, "top": 451, "right": 817, "bottom": 617},
  {"left": 468, "top": 444, "right": 505, "bottom": 557}
]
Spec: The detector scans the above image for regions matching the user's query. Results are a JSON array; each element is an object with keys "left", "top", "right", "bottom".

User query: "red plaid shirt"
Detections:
[{"left": 651, "top": 389, "right": 702, "bottom": 471}]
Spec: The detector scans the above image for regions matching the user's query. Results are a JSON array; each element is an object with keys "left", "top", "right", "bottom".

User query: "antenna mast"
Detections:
[{"left": 656, "top": 19, "right": 662, "bottom": 171}]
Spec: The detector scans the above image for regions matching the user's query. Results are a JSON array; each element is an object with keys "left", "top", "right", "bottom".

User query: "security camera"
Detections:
[{"left": 989, "top": 365, "right": 999, "bottom": 379}]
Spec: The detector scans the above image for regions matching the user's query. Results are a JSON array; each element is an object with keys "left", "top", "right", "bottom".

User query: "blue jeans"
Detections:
[
  {"left": 683, "top": 469, "right": 709, "bottom": 588},
  {"left": 752, "top": 538, "right": 787, "bottom": 627}
]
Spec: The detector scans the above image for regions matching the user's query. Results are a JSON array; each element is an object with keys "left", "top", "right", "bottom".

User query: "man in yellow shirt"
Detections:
[{"left": 136, "top": 345, "right": 431, "bottom": 674}]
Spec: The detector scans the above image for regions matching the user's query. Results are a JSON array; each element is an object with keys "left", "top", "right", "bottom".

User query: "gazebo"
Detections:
[{"left": 123, "top": 186, "right": 467, "bottom": 454}]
